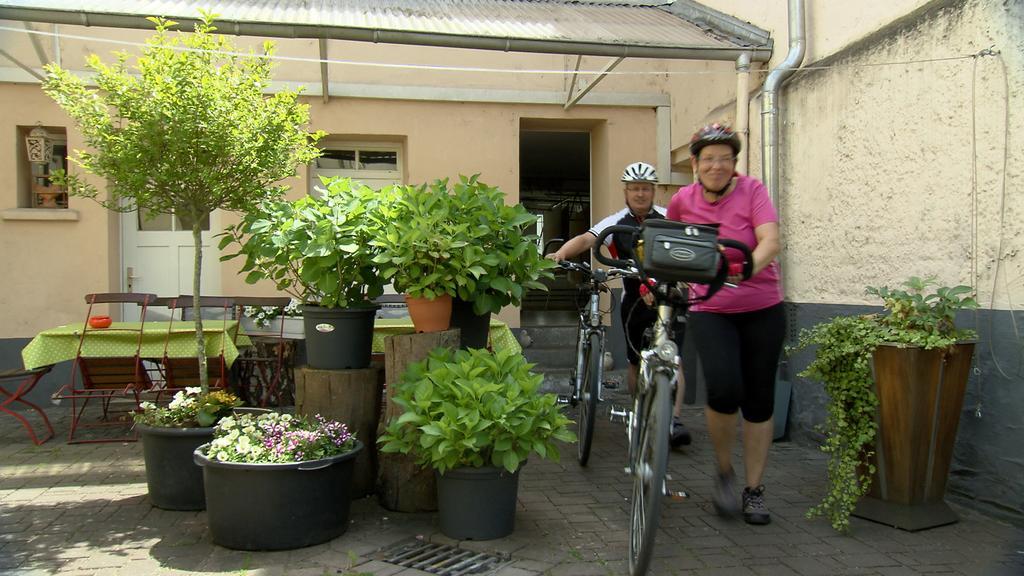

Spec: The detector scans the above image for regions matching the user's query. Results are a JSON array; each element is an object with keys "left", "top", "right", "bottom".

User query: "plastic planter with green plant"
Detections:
[{"left": 377, "top": 347, "right": 576, "bottom": 473}]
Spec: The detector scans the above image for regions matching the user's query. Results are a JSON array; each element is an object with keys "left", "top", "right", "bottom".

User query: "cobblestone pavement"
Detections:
[{"left": 1, "top": 386, "right": 1022, "bottom": 576}]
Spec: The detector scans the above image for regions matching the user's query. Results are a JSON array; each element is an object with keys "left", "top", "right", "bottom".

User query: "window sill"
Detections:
[{"left": 2, "top": 208, "right": 80, "bottom": 221}]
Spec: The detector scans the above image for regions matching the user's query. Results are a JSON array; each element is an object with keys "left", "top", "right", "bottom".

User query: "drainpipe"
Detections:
[
  {"left": 761, "top": 0, "right": 806, "bottom": 212},
  {"left": 735, "top": 52, "right": 752, "bottom": 174}
]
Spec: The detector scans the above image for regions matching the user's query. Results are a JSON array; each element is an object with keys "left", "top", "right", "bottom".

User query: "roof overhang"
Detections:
[{"left": 0, "top": 0, "right": 772, "bottom": 62}]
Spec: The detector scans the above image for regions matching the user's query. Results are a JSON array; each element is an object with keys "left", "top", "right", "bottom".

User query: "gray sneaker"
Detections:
[
  {"left": 742, "top": 485, "right": 772, "bottom": 525},
  {"left": 712, "top": 468, "right": 741, "bottom": 517}
]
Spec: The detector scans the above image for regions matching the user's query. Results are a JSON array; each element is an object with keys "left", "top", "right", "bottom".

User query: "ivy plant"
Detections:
[
  {"left": 43, "top": 12, "right": 323, "bottom": 392},
  {"left": 220, "top": 178, "right": 391, "bottom": 309},
  {"left": 377, "top": 347, "right": 576, "bottom": 473},
  {"left": 792, "top": 275, "right": 977, "bottom": 532}
]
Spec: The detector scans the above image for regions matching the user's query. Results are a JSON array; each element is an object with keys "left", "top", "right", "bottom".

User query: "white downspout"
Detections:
[
  {"left": 761, "top": 0, "right": 806, "bottom": 212},
  {"left": 735, "top": 52, "right": 752, "bottom": 174}
]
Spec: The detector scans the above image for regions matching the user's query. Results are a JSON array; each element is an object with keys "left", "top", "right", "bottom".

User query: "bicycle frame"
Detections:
[{"left": 571, "top": 273, "right": 606, "bottom": 403}]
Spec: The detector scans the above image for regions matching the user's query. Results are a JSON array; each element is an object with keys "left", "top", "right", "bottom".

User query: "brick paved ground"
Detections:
[{"left": 1, "top": 385, "right": 1022, "bottom": 576}]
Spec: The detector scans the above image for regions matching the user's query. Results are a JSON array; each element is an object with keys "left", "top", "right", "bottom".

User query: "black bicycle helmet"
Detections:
[{"left": 689, "top": 123, "right": 741, "bottom": 157}]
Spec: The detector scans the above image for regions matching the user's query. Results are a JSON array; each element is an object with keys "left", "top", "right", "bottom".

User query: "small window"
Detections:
[
  {"left": 311, "top": 141, "right": 403, "bottom": 193},
  {"left": 18, "top": 126, "right": 69, "bottom": 209}
]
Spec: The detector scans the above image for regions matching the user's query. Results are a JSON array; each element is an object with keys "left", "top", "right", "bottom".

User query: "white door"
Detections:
[{"left": 121, "top": 208, "right": 222, "bottom": 321}]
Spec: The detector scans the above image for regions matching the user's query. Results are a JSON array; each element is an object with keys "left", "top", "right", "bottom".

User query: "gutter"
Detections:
[
  {"left": 0, "top": 7, "right": 773, "bottom": 62},
  {"left": 761, "top": 0, "right": 806, "bottom": 211}
]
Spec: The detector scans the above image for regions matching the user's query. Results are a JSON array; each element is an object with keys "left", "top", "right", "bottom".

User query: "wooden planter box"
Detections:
[{"left": 854, "top": 341, "right": 975, "bottom": 531}]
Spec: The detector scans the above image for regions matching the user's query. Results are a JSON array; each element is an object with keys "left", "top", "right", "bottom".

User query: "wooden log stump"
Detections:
[
  {"left": 296, "top": 363, "right": 383, "bottom": 499},
  {"left": 377, "top": 329, "right": 459, "bottom": 512}
]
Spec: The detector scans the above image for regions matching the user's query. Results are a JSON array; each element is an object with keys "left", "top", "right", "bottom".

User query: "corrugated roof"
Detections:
[{"left": 0, "top": 0, "right": 772, "bottom": 60}]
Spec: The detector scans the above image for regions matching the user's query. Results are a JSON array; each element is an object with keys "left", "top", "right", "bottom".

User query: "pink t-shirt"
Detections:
[{"left": 666, "top": 175, "right": 782, "bottom": 313}]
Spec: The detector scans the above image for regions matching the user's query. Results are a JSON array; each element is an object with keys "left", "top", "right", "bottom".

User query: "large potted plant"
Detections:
[
  {"left": 43, "top": 13, "right": 323, "bottom": 392},
  {"left": 221, "top": 178, "right": 390, "bottom": 369},
  {"left": 193, "top": 411, "right": 363, "bottom": 550},
  {"left": 793, "top": 276, "right": 978, "bottom": 532},
  {"left": 378, "top": 347, "right": 575, "bottom": 539},
  {"left": 440, "top": 175, "right": 556, "bottom": 348},
  {"left": 370, "top": 182, "right": 477, "bottom": 333},
  {"left": 133, "top": 388, "right": 242, "bottom": 510}
]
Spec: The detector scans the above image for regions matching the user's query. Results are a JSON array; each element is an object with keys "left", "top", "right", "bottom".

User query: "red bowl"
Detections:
[{"left": 88, "top": 315, "right": 112, "bottom": 329}]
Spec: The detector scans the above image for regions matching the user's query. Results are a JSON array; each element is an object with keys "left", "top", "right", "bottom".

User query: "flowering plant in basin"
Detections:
[
  {"left": 134, "top": 387, "right": 242, "bottom": 428},
  {"left": 204, "top": 411, "right": 358, "bottom": 464}
]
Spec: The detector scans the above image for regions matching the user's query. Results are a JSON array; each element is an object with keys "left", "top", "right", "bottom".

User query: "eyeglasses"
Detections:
[{"left": 698, "top": 156, "right": 736, "bottom": 167}]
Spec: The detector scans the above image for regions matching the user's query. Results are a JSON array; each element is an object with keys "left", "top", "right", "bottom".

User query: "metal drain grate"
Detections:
[{"left": 378, "top": 538, "right": 511, "bottom": 576}]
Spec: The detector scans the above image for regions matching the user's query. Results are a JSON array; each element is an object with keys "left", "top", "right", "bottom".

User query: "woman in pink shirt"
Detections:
[{"left": 666, "top": 124, "right": 785, "bottom": 526}]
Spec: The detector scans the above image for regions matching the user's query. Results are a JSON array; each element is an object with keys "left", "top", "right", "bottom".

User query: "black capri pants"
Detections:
[{"left": 687, "top": 302, "right": 786, "bottom": 423}]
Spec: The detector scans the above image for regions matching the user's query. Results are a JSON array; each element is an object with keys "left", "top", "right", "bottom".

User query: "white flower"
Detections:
[
  {"left": 237, "top": 436, "right": 252, "bottom": 453},
  {"left": 139, "top": 402, "right": 156, "bottom": 411}
]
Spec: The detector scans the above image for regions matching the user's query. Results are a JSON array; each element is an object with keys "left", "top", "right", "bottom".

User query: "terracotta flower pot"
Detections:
[{"left": 405, "top": 294, "right": 452, "bottom": 333}]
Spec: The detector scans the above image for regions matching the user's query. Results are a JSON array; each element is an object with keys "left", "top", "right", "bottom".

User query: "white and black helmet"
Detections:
[{"left": 621, "top": 161, "right": 658, "bottom": 183}]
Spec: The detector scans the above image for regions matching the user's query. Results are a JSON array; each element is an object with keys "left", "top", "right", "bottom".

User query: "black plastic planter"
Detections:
[
  {"left": 449, "top": 297, "right": 490, "bottom": 350},
  {"left": 138, "top": 424, "right": 214, "bottom": 511},
  {"left": 436, "top": 465, "right": 520, "bottom": 540},
  {"left": 302, "top": 304, "right": 379, "bottom": 369},
  {"left": 194, "top": 441, "right": 363, "bottom": 550}
]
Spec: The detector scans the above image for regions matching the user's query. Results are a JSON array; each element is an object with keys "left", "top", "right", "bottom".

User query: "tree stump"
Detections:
[
  {"left": 377, "top": 329, "right": 459, "bottom": 512},
  {"left": 296, "top": 363, "right": 384, "bottom": 499}
]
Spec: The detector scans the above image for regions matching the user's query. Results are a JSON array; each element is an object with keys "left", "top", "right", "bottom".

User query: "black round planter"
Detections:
[
  {"left": 436, "top": 465, "right": 520, "bottom": 540},
  {"left": 449, "top": 297, "right": 490, "bottom": 350},
  {"left": 194, "top": 441, "right": 364, "bottom": 551},
  {"left": 138, "top": 424, "right": 214, "bottom": 511},
  {"left": 302, "top": 304, "right": 379, "bottom": 369}
]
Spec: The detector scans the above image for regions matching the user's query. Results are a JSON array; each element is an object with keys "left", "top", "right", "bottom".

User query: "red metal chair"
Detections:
[
  {"left": 158, "top": 296, "right": 235, "bottom": 395},
  {"left": 53, "top": 292, "right": 158, "bottom": 443},
  {"left": 0, "top": 366, "right": 55, "bottom": 445},
  {"left": 233, "top": 296, "right": 293, "bottom": 407}
]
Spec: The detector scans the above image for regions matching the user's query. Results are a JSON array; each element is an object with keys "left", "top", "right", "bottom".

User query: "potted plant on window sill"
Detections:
[
  {"left": 133, "top": 388, "right": 243, "bottom": 510},
  {"left": 221, "top": 177, "right": 392, "bottom": 369},
  {"left": 378, "top": 347, "right": 575, "bottom": 540},
  {"left": 194, "top": 411, "right": 363, "bottom": 550},
  {"left": 792, "top": 276, "right": 978, "bottom": 533}
]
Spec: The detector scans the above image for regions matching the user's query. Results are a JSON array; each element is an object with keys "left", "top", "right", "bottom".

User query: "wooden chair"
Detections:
[
  {"left": 157, "top": 296, "right": 235, "bottom": 396},
  {"left": 233, "top": 296, "right": 294, "bottom": 407},
  {"left": 52, "top": 292, "right": 157, "bottom": 443}
]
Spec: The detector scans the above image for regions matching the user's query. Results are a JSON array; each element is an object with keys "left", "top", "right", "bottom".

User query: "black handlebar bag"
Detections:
[{"left": 639, "top": 220, "right": 721, "bottom": 283}]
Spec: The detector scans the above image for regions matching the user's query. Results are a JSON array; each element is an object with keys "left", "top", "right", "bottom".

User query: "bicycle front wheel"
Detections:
[
  {"left": 577, "top": 332, "right": 602, "bottom": 466},
  {"left": 628, "top": 369, "right": 672, "bottom": 576}
]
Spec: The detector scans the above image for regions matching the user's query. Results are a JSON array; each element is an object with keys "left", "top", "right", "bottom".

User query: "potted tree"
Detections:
[
  {"left": 221, "top": 178, "right": 391, "bottom": 369},
  {"left": 43, "top": 12, "right": 323, "bottom": 392},
  {"left": 133, "top": 388, "right": 242, "bottom": 510},
  {"left": 438, "top": 175, "right": 556, "bottom": 348},
  {"left": 369, "top": 182, "right": 477, "bottom": 333},
  {"left": 378, "top": 347, "right": 575, "bottom": 540},
  {"left": 793, "top": 276, "right": 978, "bottom": 532},
  {"left": 194, "top": 411, "right": 363, "bottom": 550}
]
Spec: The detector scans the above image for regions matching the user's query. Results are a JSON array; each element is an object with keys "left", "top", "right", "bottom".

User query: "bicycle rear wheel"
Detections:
[
  {"left": 576, "top": 332, "right": 602, "bottom": 466},
  {"left": 628, "top": 369, "right": 671, "bottom": 576}
]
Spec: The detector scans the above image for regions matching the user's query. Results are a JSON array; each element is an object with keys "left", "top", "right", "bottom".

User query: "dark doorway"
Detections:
[{"left": 519, "top": 131, "right": 589, "bottom": 326}]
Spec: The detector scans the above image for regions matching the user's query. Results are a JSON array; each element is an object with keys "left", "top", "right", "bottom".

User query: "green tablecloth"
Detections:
[
  {"left": 21, "top": 321, "right": 253, "bottom": 371},
  {"left": 371, "top": 318, "right": 521, "bottom": 355}
]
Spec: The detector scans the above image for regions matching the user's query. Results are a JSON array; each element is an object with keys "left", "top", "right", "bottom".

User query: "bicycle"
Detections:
[
  {"left": 553, "top": 258, "right": 635, "bottom": 466},
  {"left": 592, "top": 221, "right": 752, "bottom": 576}
]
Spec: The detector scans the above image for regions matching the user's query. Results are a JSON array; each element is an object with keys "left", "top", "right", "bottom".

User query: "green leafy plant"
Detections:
[
  {"left": 43, "top": 12, "right": 323, "bottom": 392},
  {"left": 369, "top": 183, "right": 478, "bottom": 300},
  {"left": 220, "top": 178, "right": 391, "bottom": 308},
  {"left": 203, "top": 411, "right": 358, "bottom": 464},
  {"left": 448, "top": 175, "right": 557, "bottom": 315},
  {"left": 134, "top": 388, "right": 242, "bottom": 428},
  {"left": 377, "top": 347, "right": 576, "bottom": 473},
  {"left": 792, "top": 275, "right": 977, "bottom": 532}
]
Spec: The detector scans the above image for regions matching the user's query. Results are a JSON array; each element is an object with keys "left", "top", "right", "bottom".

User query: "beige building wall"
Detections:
[{"left": 676, "top": 0, "right": 1022, "bottom": 310}]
